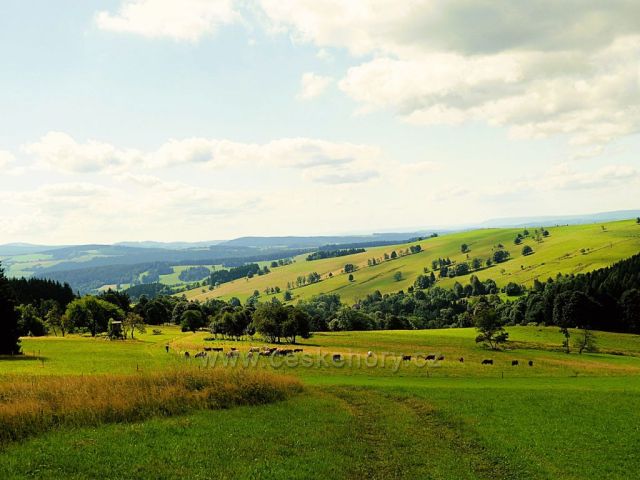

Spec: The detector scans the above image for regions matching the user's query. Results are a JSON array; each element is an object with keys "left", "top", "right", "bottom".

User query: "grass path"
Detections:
[{"left": 0, "top": 388, "right": 520, "bottom": 479}]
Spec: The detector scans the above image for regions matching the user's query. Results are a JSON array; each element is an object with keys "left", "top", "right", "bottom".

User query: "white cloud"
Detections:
[
  {"left": 258, "top": 0, "right": 640, "bottom": 56},
  {"left": 297, "top": 72, "right": 333, "bottom": 100},
  {"left": 24, "top": 131, "right": 141, "bottom": 174},
  {"left": 20, "top": 132, "right": 382, "bottom": 184},
  {"left": 0, "top": 178, "right": 261, "bottom": 243},
  {"left": 540, "top": 163, "right": 639, "bottom": 191},
  {"left": 0, "top": 151, "right": 15, "bottom": 170},
  {"left": 96, "top": 0, "right": 238, "bottom": 42},
  {"left": 259, "top": 1, "right": 640, "bottom": 147},
  {"left": 304, "top": 169, "right": 379, "bottom": 184},
  {"left": 316, "top": 48, "right": 333, "bottom": 62},
  {"left": 487, "top": 163, "right": 639, "bottom": 198},
  {"left": 339, "top": 43, "right": 640, "bottom": 146}
]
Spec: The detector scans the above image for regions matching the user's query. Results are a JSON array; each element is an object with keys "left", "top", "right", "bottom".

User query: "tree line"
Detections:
[{"left": 306, "top": 248, "right": 365, "bottom": 261}]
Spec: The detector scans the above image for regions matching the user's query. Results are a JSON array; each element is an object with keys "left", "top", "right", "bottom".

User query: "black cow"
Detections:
[
  {"left": 425, "top": 354, "right": 436, "bottom": 361},
  {"left": 184, "top": 352, "right": 190, "bottom": 358},
  {"left": 402, "top": 355, "right": 412, "bottom": 361},
  {"left": 211, "top": 347, "right": 223, "bottom": 352},
  {"left": 458, "top": 357, "right": 464, "bottom": 363},
  {"left": 512, "top": 360, "right": 519, "bottom": 366},
  {"left": 481, "top": 359, "right": 493, "bottom": 365},
  {"left": 437, "top": 355, "right": 445, "bottom": 361},
  {"left": 528, "top": 360, "right": 534, "bottom": 367},
  {"left": 333, "top": 354, "right": 342, "bottom": 362}
]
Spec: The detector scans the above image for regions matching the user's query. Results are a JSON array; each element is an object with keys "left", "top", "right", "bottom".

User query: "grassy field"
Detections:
[
  {"left": 183, "top": 219, "right": 640, "bottom": 305},
  {"left": 2, "top": 326, "right": 640, "bottom": 478}
]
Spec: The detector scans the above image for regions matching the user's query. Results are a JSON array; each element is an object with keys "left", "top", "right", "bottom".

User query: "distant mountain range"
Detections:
[
  {"left": 2, "top": 209, "right": 638, "bottom": 256},
  {"left": 476, "top": 209, "right": 640, "bottom": 228}
]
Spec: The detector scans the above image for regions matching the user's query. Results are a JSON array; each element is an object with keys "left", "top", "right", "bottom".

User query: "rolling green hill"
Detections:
[{"left": 183, "top": 219, "right": 640, "bottom": 304}]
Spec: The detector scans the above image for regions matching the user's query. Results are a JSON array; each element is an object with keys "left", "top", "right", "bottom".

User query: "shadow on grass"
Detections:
[{"left": 0, "top": 354, "right": 46, "bottom": 362}]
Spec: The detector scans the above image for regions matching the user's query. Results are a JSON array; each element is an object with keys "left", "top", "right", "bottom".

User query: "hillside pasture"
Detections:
[{"left": 183, "top": 220, "right": 640, "bottom": 304}]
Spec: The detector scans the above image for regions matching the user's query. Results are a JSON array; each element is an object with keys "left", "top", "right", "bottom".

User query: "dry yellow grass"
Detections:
[{"left": 0, "top": 368, "right": 302, "bottom": 444}]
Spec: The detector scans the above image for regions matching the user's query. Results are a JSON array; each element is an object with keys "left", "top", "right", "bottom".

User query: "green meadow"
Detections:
[
  {"left": 184, "top": 219, "right": 640, "bottom": 304},
  {"left": 2, "top": 325, "right": 640, "bottom": 479}
]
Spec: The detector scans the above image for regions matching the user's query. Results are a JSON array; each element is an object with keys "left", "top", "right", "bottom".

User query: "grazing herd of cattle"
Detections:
[
  {"left": 180, "top": 346, "right": 305, "bottom": 359},
  {"left": 174, "top": 344, "right": 534, "bottom": 367}
]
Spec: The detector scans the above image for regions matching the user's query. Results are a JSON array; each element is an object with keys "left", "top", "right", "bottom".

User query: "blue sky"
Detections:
[{"left": 1, "top": 1, "right": 639, "bottom": 243}]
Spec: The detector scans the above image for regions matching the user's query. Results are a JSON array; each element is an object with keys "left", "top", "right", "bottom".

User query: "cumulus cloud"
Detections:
[
  {"left": 258, "top": 0, "right": 640, "bottom": 55},
  {"left": 20, "top": 132, "right": 382, "bottom": 184},
  {"left": 486, "top": 163, "right": 639, "bottom": 198},
  {"left": 0, "top": 151, "right": 15, "bottom": 170},
  {"left": 24, "top": 132, "right": 141, "bottom": 174},
  {"left": 539, "top": 163, "right": 639, "bottom": 191},
  {"left": 304, "top": 169, "right": 379, "bottom": 184},
  {"left": 0, "top": 178, "right": 261, "bottom": 243},
  {"left": 96, "top": 0, "right": 238, "bottom": 42},
  {"left": 259, "top": 0, "right": 640, "bottom": 147},
  {"left": 297, "top": 72, "right": 333, "bottom": 100}
]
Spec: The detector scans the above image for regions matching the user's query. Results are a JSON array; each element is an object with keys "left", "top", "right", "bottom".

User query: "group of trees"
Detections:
[
  {"left": 270, "top": 258, "right": 293, "bottom": 268},
  {"left": 306, "top": 248, "right": 365, "bottom": 261},
  {"left": 365, "top": 244, "right": 423, "bottom": 268},
  {"left": 291, "top": 272, "right": 321, "bottom": 289},
  {"left": 7, "top": 275, "right": 76, "bottom": 340},
  {"left": 0, "top": 265, "right": 79, "bottom": 353},
  {"left": 209, "top": 263, "right": 263, "bottom": 287},
  {"left": 178, "top": 266, "right": 211, "bottom": 282},
  {"left": 515, "top": 228, "right": 549, "bottom": 246},
  {"left": 0, "top": 264, "right": 21, "bottom": 354},
  {"left": 499, "top": 253, "right": 640, "bottom": 337},
  {"left": 433, "top": 249, "right": 509, "bottom": 280}
]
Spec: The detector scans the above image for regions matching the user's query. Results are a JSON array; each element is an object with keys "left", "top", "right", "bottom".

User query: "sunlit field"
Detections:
[{"left": 2, "top": 326, "right": 640, "bottom": 479}]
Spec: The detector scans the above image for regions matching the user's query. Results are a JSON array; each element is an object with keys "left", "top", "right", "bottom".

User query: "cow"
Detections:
[
  {"left": 458, "top": 357, "right": 464, "bottom": 363},
  {"left": 481, "top": 359, "right": 493, "bottom": 365},
  {"left": 512, "top": 360, "right": 519, "bottom": 366},
  {"left": 528, "top": 360, "right": 534, "bottom": 367},
  {"left": 211, "top": 347, "right": 223, "bottom": 352},
  {"left": 332, "top": 354, "right": 342, "bottom": 362},
  {"left": 425, "top": 354, "right": 436, "bottom": 361},
  {"left": 367, "top": 351, "right": 373, "bottom": 357},
  {"left": 184, "top": 352, "right": 190, "bottom": 358},
  {"left": 204, "top": 347, "right": 212, "bottom": 352},
  {"left": 248, "top": 347, "right": 261, "bottom": 353},
  {"left": 230, "top": 347, "right": 237, "bottom": 351},
  {"left": 195, "top": 351, "right": 207, "bottom": 358},
  {"left": 226, "top": 351, "right": 239, "bottom": 358},
  {"left": 293, "top": 348, "right": 303, "bottom": 353},
  {"left": 165, "top": 345, "right": 170, "bottom": 353},
  {"left": 402, "top": 355, "right": 411, "bottom": 361},
  {"left": 437, "top": 355, "right": 445, "bottom": 361}
]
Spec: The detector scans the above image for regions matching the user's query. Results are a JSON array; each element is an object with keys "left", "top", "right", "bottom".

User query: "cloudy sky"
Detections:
[{"left": 1, "top": 0, "right": 639, "bottom": 244}]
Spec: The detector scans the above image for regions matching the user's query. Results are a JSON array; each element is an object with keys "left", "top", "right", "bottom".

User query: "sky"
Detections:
[{"left": 0, "top": 0, "right": 639, "bottom": 244}]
